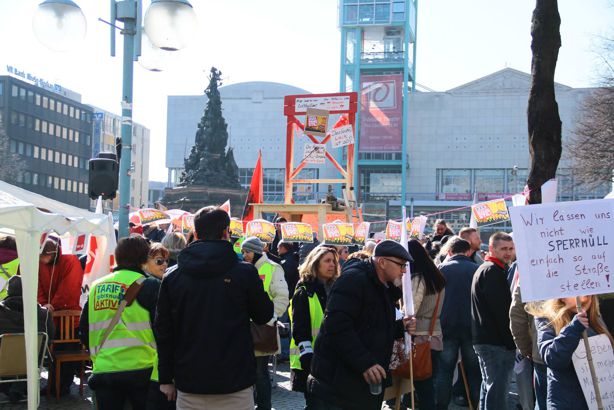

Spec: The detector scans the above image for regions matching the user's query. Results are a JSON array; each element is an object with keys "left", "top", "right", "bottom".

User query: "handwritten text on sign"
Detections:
[
  {"left": 572, "top": 334, "right": 614, "bottom": 410},
  {"left": 509, "top": 199, "right": 614, "bottom": 302}
]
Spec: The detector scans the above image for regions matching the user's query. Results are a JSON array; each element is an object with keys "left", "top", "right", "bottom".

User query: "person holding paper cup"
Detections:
[
  {"left": 530, "top": 295, "right": 614, "bottom": 410},
  {"left": 306, "top": 240, "right": 416, "bottom": 409}
]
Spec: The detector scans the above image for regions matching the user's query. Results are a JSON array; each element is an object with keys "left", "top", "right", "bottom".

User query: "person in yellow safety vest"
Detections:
[
  {"left": 0, "top": 235, "right": 19, "bottom": 301},
  {"left": 289, "top": 245, "right": 339, "bottom": 407},
  {"left": 241, "top": 236, "right": 289, "bottom": 410},
  {"left": 233, "top": 236, "right": 245, "bottom": 260},
  {"left": 79, "top": 236, "right": 159, "bottom": 410}
]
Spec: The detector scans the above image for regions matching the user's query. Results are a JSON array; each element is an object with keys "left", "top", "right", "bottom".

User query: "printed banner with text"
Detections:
[
  {"left": 353, "top": 222, "right": 371, "bottom": 246},
  {"left": 323, "top": 223, "right": 355, "bottom": 245},
  {"left": 281, "top": 223, "right": 314, "bottom": 243},
  {"left": 471, "top": 198, "right": 510, "bottom": 225},
  {"left": 230, "top": 218, "right": 244, "bottom": 238},
  {"left": 386, "top": 220, "right": 402, "bottom": 242},
  {"left": 509, "top": 199, "right": 614, "bottom": 302},
  {"left": 246, "top": 219, "right": 276, "bottom": 243}
]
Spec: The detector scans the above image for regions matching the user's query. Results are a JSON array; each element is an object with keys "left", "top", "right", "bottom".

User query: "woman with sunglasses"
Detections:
[
  {"left": 143, "top": 243, "right": 170, "bottom": 280},
  {"left": 141, "top": 242, "right": 176, "bottom": 410}
]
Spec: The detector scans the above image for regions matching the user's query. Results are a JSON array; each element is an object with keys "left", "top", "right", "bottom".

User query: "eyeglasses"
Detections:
[
  {"left": 381, "top": 257, "right": 407, "bottom": 270},
  {"left": 153, "top": 258, "right": 168, "bottom": 266}
]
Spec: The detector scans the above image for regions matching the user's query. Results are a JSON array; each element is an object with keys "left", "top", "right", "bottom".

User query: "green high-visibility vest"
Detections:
[
  {"left": 88, "top": 269, "right": 156, "bottom": 374},
  {"left": 0, "top": 258, "right": 19, "bottom": 300},
  {"left": 233, "top": 237, "right": 245, "bottom": 255},
  {"left": 289, "top": 285, "right": 324, "bottom": 371},
  {"left": 258, "top": 262, "right": 274, "bottom": 299}
]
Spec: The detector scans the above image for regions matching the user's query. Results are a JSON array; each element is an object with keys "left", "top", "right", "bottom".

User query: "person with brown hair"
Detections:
[
  {"left": 531, "top": 295, "right": 613, "bottom": 410},
  {"left": 290, "top": 246, "right": 340, "bottom": 407}
]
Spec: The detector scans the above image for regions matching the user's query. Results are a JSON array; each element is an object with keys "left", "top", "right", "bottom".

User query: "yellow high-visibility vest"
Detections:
[
  {"left": 289, "top": 285, "right": 324, "bottom": 371},
  {"left": 88, "top": 269, "right": 156, "bottom": 374}
]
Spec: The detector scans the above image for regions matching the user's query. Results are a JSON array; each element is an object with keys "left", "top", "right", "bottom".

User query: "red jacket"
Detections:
[{"left": 38, "top": 254, "right": 84, "bottom": 312}]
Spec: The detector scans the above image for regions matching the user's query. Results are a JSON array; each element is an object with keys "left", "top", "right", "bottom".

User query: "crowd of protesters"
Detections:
[{"left": 0, "top": 210, "right": 612, "bottom": 410}]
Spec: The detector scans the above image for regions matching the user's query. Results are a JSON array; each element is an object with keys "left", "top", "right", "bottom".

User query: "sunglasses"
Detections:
[
  {"left": 381, "top": 257, "right": 407, "bottom": 269},
  {"left": 153, "top": 258, "right": 168, "bottom": 266}
]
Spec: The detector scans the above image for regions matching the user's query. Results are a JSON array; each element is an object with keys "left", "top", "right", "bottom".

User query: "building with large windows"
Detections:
[
  {"left": 395, "top": 68, "right": 609, "bottom": 234},
  {"left": 0, "top": 72, "right": 93, "bottom": 208}
]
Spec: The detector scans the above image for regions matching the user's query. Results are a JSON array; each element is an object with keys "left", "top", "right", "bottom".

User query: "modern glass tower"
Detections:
[{"left": 339, "top": 0, "right": 417, "bottom": 206}]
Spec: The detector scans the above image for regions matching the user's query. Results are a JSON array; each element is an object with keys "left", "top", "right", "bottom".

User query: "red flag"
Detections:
[{"left": 242, "top": 151, "right": 264, "bottom": 222}]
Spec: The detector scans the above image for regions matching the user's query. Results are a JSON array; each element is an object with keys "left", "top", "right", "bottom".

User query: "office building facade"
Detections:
[{"left": 0, "top": 72, "right": 93, "bottom": 208}]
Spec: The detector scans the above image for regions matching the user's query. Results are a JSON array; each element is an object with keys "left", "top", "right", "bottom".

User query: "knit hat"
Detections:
[
  {"left": 374, "top": 240, "right": 413, "bottom": 262},
  {"left": 7, "top": 275, "right": 22, "bottom": 297},
  {"left": 241, "top": 236, "right": 265, "bottom": 255}
]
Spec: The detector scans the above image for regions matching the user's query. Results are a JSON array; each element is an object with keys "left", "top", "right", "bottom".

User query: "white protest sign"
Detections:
[
  {"left": 303, "top": 143, "right": 326, "bottom": 164},
  {"left": 331, "top": 124, "right": 354, "bottom": 148},
  {"left": 509, "top": 199, "right": 614, "bottom": 302},
  {"left": 572, "top": 334, "right": 614, "bottom": 409}
]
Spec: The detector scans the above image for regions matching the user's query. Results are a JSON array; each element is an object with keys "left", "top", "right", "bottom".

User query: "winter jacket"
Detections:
[
  {"left": 280, "top": 251, "right": 300, "bottom": 298},
  {"left": 38, "top": 254, "right": 84, "bottom": 312},
  {"left": 308, "top": 258, "right": 404, "bottom": 409},
  {"left": 439, "top": 254, "right": 478, "bottom": 334},
  {"left": 253, "top": 254, "right": 288, "bottom": 357},
  {"left": 412, "top": 275, "right": 444, "bottom": 337},
  {"left": 155, "top": 240, "right": 273, "bottom": 394},
  {"left": 254, "top": 254, "right": 289, "bottom": 319},
  {"left": 509, "top": 284, "right": 543, "bottom": 363},
  {"left": 0, "top": 295, "right": 54, "bottom": 340},
  {"left": 535, "top": 316, "right": 600, "bottom": 410},
  {"left": 471, "top": 259, "right": 515, "bottom": 349},
  {"left": 290, "top": 278, "right": 328, "bottom": 392}
]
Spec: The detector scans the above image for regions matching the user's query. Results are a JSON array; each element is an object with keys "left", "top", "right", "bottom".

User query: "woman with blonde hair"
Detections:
[
  {"left": 290, "top": 246, "right": 340, "bottom": 408},
  {"left": 530, "top": 295, "right": 614, "bottom": 409}
]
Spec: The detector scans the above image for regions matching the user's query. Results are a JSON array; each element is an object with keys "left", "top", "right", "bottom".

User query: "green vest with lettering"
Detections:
[
  {"left": 289, "top": 285, "right": 324, "bottom": 370},
  {"left": 88, "top": 269, "right": 156, "bottom": 374},
  {"left": 258, "top": 262, "right": 274, "bottom": 299},
  {"left": 0, "top": 259, "right": 19, "bottom": 300}
]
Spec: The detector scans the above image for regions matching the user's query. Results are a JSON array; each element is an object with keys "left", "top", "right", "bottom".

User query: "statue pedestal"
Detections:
[{"left": 161, "top": 186, "right": 247, "bottom": 217}]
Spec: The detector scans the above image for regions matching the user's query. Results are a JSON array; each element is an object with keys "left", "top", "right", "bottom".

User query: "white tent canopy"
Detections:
[{"left": 0, "top": 181, "right": 113, "bottom": 409}]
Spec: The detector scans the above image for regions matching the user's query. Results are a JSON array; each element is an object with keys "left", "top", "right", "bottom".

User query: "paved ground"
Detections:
[{"left": 1, "top": 363, "right": 519, "bottom": 409}]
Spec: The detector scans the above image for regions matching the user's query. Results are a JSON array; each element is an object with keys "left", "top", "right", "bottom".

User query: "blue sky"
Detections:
[{"left": 0, "top": 0, "right": 612, "bottom": 181}]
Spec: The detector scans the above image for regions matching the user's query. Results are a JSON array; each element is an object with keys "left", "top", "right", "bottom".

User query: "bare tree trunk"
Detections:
[{"left": 527, "top": 0, "right": 562, "bottom": 204}]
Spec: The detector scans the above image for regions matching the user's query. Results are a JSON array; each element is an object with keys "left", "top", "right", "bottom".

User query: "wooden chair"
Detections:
[
  {"left": 47, "top": 310, "right": 90, "bottom": 400},
  {"left": 0, "top": 332, "right": 48, "bottom": 406}
]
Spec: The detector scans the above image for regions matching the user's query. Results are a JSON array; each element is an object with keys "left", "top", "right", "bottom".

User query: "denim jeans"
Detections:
[
  {"left": 435, "top": 332, "right": 481, "bottom": 409},
  {"left": 254, "top": 356, "right": 271, "bottom": 410},
  {"left": 473, "top": 344, "right": 514, "bottom": 410},
  {"left": 533, "top": 362, "right": 547, "bottom": 410}
]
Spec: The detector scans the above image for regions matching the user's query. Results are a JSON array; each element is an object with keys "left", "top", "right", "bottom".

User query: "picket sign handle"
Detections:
[
  {"left": 576, "top": 296, "right": 604, "bottom": 410},
  {"left": 409, "top": 336, "right": 415, "bottom": 410}
]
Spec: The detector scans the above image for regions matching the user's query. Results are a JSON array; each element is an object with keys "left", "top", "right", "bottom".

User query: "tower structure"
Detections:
[{"left": 339, "top": 0, "right": 417, "bottom": 205}]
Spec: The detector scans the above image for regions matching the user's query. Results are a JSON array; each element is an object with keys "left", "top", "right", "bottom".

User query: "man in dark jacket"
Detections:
[
  {"left": 307, "top": 240, "right": 414, "bottom": 410},
  {"left": 278, "top": 241, "right": 299, "bottom": 298},
  {"left": 471, "top": 232, "right": 516, "bottom": 410},
  {"left": 155, "top": 207, "right": 273, "bottom": 409},
  {"left": 435, "top": 237, "right": 481, "bottom": 409},
  {"left": 0, "top": 276, "right": 54, "bottom": 402}
]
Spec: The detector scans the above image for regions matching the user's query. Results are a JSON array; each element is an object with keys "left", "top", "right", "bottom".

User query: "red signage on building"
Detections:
[{"left": 359, "top": 74, "right": 403, "bottom": 152}]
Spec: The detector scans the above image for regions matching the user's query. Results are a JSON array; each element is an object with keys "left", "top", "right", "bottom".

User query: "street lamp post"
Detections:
[{"left": 34, "top": 0, "right": 196, "bottom": 239}]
